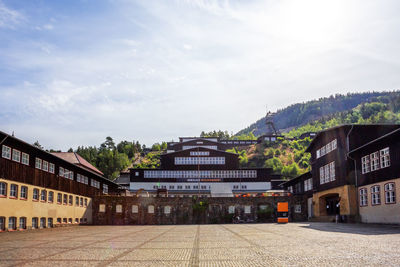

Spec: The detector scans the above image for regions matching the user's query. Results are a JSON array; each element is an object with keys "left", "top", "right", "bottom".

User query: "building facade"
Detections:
[
  {"left": 0, "top": 131, "right": 119, "bottom": 231},
  {"left": 349, "top": 128, "right": 400, "bottom": 224}
]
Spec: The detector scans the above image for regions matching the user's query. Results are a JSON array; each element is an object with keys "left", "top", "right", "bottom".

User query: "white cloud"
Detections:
[{"left": 0, "top": 0, "right": 24, "bottom": 28}]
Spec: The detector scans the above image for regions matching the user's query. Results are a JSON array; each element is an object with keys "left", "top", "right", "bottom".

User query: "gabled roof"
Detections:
[
  {"left": 348, "top": 127, "right": 400, "bottom": 155},
  {"left": 173, "top": 137, "right": 220, "bottom": 146},
  {"left": 51, "top": 152, "right": 104, "bottom": 175}
]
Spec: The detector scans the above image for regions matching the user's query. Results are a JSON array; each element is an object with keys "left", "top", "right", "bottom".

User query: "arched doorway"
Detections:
[{"left": 319, "top": 193, "right": 340, "bottom": 216}]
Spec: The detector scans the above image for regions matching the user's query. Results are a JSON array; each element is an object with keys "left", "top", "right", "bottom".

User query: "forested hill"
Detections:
[{"left": 237, "top": 91, "right": 400, "bottom": 136}]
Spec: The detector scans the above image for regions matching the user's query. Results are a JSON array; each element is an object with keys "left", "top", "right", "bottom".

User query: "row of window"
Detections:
[
  {"left": 151, "top": 184, "right": 248, "bottom": 190},
  {"left": 182, "top": 145, "right": 218, "bottom": 150},
  {"left": 221, "top": 141, "right": 256, "bottom": 145},
  {"left": 2, "top": 146, "right": 30, "bottom": 165},
  {"left": 144, "top": 170, "right": 257, "bottom": 179},
  {"left": 0, "top": 182, "right": 89, "bottom": 206},
  {"left": 3, "top": 145, "right": 107, "bottom": 193},
  {"left": 174, "top": 157, "right": 225, "bottom": 165},
  {"left": 361, "top": 147, "right": 390, "bottom": 174},
  {"left": 360, "top": 183, "right": 396, "bottom": 206},
  {"left": 316, "top": 139, "right": 337, "bottom": 159},
  {"left": 190, "top": 151, "right": 210, "bottom": 156},
  {"left": 319, "top": 162, "right": 336, "bottom": 185},
  {"left": 0, "top": 216, "right": 88, "bottom": 231}
]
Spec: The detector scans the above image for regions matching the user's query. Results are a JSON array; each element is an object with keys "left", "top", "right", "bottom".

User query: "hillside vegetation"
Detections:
[{"left": 237, "top": 91, "right": 400, "bottom": 136}]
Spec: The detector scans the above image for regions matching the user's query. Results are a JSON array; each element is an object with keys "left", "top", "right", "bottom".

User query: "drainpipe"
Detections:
[{"left": 346, "top": 125, "right": 359, "bottom": 221}]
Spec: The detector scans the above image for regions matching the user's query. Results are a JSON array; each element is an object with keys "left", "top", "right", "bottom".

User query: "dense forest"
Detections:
[
  {"left": 237, "top": 91, "right": 400, "bottom": 136},
  {"left": 43, "top": 91, "right": 400, "bottom": 181}
]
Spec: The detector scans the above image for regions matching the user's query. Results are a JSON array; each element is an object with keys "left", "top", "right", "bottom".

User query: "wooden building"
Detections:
[
  {"left": 294, "top": 124, "right": 400, "bottom": 222},
  {"left": 0, "top": 131, "right": 119, "bottom": 231},
  {"left": 167, "top": 137, "right": 257, "bottom": 153},
  {"left": 348, "top": 128, "right": 400, "bottom": 224}
]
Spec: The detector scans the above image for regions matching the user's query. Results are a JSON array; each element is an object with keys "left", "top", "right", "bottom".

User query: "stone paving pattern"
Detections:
[{"left": 0, "top": 223, "right": 400, "bottom": 266}]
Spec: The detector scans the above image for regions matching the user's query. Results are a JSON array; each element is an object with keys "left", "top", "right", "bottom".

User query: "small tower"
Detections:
[{"left": 265, "top": 111, "right": 279, "bottom": 136}]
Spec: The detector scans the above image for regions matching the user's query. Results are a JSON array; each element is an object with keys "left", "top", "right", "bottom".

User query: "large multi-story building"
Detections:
[
  {"left": 282, "top": 124, "right": 400, "bottom": 222},
  {"left": 0, "top": 131, "right": 119, "bottom": 231},
  {"left": 128, "top": 137, "right": 282, "bottom": 196},
  {"left": 167, "top": 137, "right": 258, "bottom": 153}
]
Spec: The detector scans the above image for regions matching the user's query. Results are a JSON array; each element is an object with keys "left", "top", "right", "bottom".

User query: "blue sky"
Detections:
[{"left": 1, "top": 0, "right": 400, "bottom": 150}]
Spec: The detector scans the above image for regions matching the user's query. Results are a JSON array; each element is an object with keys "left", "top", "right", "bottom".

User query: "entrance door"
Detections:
[
  {"left": 325, "top": 196, "right": 340, "bottom": 215},
  {"left": 307, "top": 197, "right": 313, "bottom": 218}
]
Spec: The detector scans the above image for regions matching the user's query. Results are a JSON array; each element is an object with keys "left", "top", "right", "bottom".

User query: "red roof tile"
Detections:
[{"left": 51, "top": 152, "right": 104, "bottom": 175}]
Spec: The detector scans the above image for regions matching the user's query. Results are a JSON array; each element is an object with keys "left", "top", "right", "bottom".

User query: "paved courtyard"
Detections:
[{"left": 0, "top": 223, "right": 400, "bottom": 266}]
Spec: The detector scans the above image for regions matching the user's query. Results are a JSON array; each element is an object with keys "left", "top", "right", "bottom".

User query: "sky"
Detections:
[{"left": 1, "top": 0, "right": 400, "bottom": 150}]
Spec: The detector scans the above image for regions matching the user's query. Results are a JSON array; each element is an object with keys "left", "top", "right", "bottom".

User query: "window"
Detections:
[
  {"left": 12, "top": 149, "right": 21, "bottom": 162},
  {"left": 49, "top": 163, "right": 55, "bottom": 173},
  {"left": 244, "top": 206, "right": 251, "bottom": 214},
  {"left": 384, "top": 183, "right": 396, "bottom": 204},
  {"left": 294, "top": 205, "right": 301, "bottom": 213},
  {"left": 84, "top": 198, "right": 88, "bottom": 207},
  {"left": 331, "top": 139, "right": 337, "bottom": 150},
  {"left": 0, "top": 217, "right": 4, "bottom": 231},
  {"left": 2, "top": 145, "right": 11, "bottom": 159},
  {"left": 19, "top": 217, "right": 26, "bottom": 230},
  {"left": 57, "top": 218, "right": 61, "bottom": 224},
  {"left": 32, "top": 217, "right": 38, "bottom": 229},
  {"left": 103, "top": 184, "right": 108, "bottom": 194},
  {"left": 177, "top": 185, "right": 182, "bottom": 189},
  {"left": 33, "top": 188, "right": 39, "bottom": 201},
  {"left": 63, "top": 218, "right": 67, "bottom": 224},
  {"left": 20, "top": 186, "right": 27, "bottom": 199},
  {"left": 35, "top": 158, "right": 42, "bottom": 169},
  {"left": 241, "top": 185, "right": 247, "bottom": 189},
  {"left": 48, "top": 218, "right": 53, "bottom": 228},
  {"left": 57, "top": 193, "right": 62, "bottom": 204},
  {"left": 359, "top": 188, "right": 368, "bottom": 206},
  {"left": 288, "top": 186, "right": 293, "bottom": 193},
  {"left": 10, "top": 184, "right": 18, "bottom": 198},
  {"left": 75, "top": 218, "right": 79, "bottom": 224},
  {"left": 185, "top": 185, "right": 190, "bottom": 189},
  {"left": 316, "top": 149, "right": 321, "bottom": 159},
  {"left": 80, "top": 197, "right": 83, "bottom": 206},
  {"left": 91, "top": 179, "right": 100, "bottom": 189},
  {"left": 99, "top": 204, "right": 106, "bottom": 212},
  {"left": 135, "top": 172, "right": 139, "bottom": 176},
  {"left": 68, "top": 218, "right": 72, "bottom": 224},
  {"left": 319, "top": 167, "right": 324, "bottom": 185},
  {"left": 169, "top": 185, "right": 174, "bottom": 189},
  {"left": 76, "top": 196, "right": 79, "bottom": 206},
  {"left": 63, "top": 194, "right": 67, "bottom": 205},
  {"left": 69, "top": 195, "right": 73, "bottom": 205},
  {"left": 40, "top": 217, "right": 46, "bottom": 228},
  {"left": 371, "top": 185, "right": 381, "bottom": 205},
  {"left": 48, "top": 191, "right": 54, "bottom": 203},
  {"left": 380, "top": 148, "right": 390, "bottom": 168},
  {"left": 42, "top": 161, "right": 48, "bottom": 171},
  {"left": 59, "top": 167, "right": 64, "bottom": 177},
  {"left": 41, "top": 190, "right": 47, "bottom": 202},
  {"left": 164, "top": 206, "right": 171, "bottom": 214},
  {"left": 320, "top": 146, "right": 326, "bottom": 156},
  {"left": 69, "top": 171, "right": 74, "bottom": 180},
  {"left": 64, "top": 169, "right": 69, "bottom": 179},
  {"left": 21, "top": 152, "right": 29, "bottom": 165},
  {"left": 148, "top": 205, "right": 154, "bottom": 214},
  {"left": 320, "top": 162, "right": 335, "bottom": 184},
  {"left": 370, "top": 152, "right": 380, "bottom": 171},
  {"left": 304, "top": 178, "right": 313, "bottom": 191},
  {"left": 0, "top": 182, "right": 7, "bottom": 197},
  {"left": 228, "top": 206, "right": 235, "bottom": 214},
  {"left": 329, "top": 162, "right": 335, "bottom": 182},
  {"left": 132, "top": 205, "right": 138, "bottom": 213},
  {"left": 8, "top": 217, "right": 16, "bottom": 230},
  {"left": 115, "top": 204, "right": 122, "bottom": 213},
  {"left": 361, "top": 155, "right": 370, "bottom": 174}
]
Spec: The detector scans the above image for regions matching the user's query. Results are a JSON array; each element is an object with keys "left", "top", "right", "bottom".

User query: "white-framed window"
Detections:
[
  {"left": 320, "top": 146, "right": 326, "bottom": 157},
  {"left": 361, "top": 155, "right": 370, "bottom": 174},
  {"left": 10, "top": 184, "right": 17, "bottom": 198},
  {"left": 359, "top": 188, "right": 368, "bottom": 206},
  {"left": 35, "top": 158, "right": 42, "bottom": 169},
  {"left": 8, "top": 217, "right": 16, "bottom": 230},
  {"left": 329, "top": 162, "right": 335, "bottom": 182},
  {"left": 384, "top": 183, "right": 396, "bottom": 204},
  {"left": 59, "top": 167, "right": 64, "bottom": 177},
  {"left": 19, "top": 217, "right": 26, "bottom": 230},
  {"left": 370, "top": 152, "right": 380, "bottom": 171},
  {"left": 42, "top": 161, "right": 49, "bottom": 172},
  {"left": 99, "top": 204, "right": 106, "bottom": 212},
  {"left": 132, "top": 205, "right": 138, "bottom": 213},
  {"left": 244, "top": 205, "right": 251, "bottom": 214},
  {"left": 371, "top": 185, "right": 381, "bottom": 205},
  {"left": 33, "top": 188, "right": 39, "bottom": 200},
  {"left": 316, "top": 149, "right": 321, "bottom": 159},
  {"left": 21, "top": 153, "right": 29, "bottom": 165},
  {"left": 32, "top": 217, "right": 38, "bottom": 229},
  {"left": 2, "top": 145, "right": 11, "bottom": 159},
  {"left": 116, "top": 204, "right": 122, "bottom": 213},
  {"left": 164, "top": 206, "right": 171, "bottom": 214},
  {"left": 64, "top": 169, "right": 69, "bottom": 179},
  {"left": 148, "top": 205, "right": 154, "bottom": 214},
  {"left": 380, "top": 148, "right": 390, "bottom": 168},
  {"left": 49, "top": 163, "right": 55, "bottom": 173},
  {"left": 69, "top": 171, "right": 74, "bottom": 180},
  {"left": 0, "top": 217, "right": 4, "bottom": 231},
  {"left": 324, "top": 164, "right": 329, "bottom": 184},
  {"left": 228, "top": 206, "right": 235, "bottom": 214},
  {"left": 48, "top": 191, "right": 54, "bottom": 202},
  {"left": 103, "top": 184, "right": 108, "bottom": 194},
  {"left": 294, "top": 204, "right": 301, "bottom": 213},
  {"left": 12, "top": 149, "right": 21, "bottom": 162},
  {"left": 288, "top": 186, "right": 293, "bottom": 193},
  {"left": 40, "top": 217, "right": 46, "bottom": 228},
  {"left": 331, "top": 139, "right": 337, "bottom": 150},
  {"left": 319, "top": 167, "right": 324, "bottom": 185},
  {"left": 304, "top": 178, "right": 313, "bottom": 191},
  {"left": 57, "top": 193, "right": 62, "bottom": 204},
  {"left": 0, "top": 182, "right": 7, "bottom": 196},
  {"left": 20, "top": 186, "right": 27, "bottom": 199}
]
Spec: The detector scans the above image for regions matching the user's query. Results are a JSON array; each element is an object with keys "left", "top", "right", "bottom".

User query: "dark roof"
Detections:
[
  {"left": 0, "top": 130, "right": 118, "bottom": 186},
  {"left": 348, "top": 127, "right": 400, "bottom": 155},
  {"left": 305, "top": 124, "right": 400, "bottom": 152},
  {"left": 280, "top": 171, "right": 312, "bottom": 187}
]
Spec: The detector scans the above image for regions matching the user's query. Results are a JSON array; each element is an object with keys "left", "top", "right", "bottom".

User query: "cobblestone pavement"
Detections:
[{"left": 0, "top": 223, "right": 400, "bottom": 266}]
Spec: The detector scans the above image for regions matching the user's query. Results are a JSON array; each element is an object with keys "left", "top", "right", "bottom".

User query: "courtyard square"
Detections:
[{"left": 0, "top": 223, "right": 399, "bottom": 267}]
